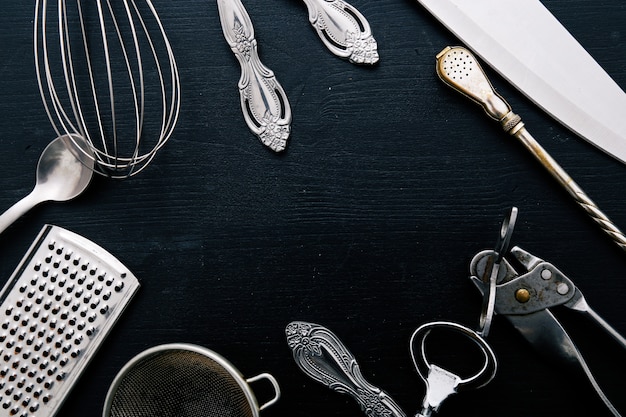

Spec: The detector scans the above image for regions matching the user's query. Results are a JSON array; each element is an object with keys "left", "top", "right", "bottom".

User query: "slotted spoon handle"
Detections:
[{"left": 436, "top": 46, "right": 626, "bottom": 254}]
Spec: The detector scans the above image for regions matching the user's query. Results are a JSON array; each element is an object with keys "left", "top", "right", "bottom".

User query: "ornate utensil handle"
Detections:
[
  {"left": 286, "top": 321, "right": 406, "bottom": 417},
  {"left": 217, "top": 0, "right": 292, "bottom": 152},
  {"left": 436, "top": 46, "right": 626, "bottom": 253},
  {"left": 302, "top": 0, "right": 379, "bottom": 65}
]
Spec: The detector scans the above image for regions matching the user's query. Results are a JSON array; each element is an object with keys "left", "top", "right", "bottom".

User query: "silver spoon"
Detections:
[
  {"left": 286, "top": 321, "right": 406, "bottom": 417},
  {"left": 0, "top": 134, "right": 95, "bottom": 235}
]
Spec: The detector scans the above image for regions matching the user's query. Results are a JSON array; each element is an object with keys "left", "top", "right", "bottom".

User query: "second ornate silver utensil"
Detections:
[
  {"left": 302, "top": 0, "right": 379, "bottom": 65},
  {"left": 0, "top": 224, "right": 140, "bottom": 416},
  {"left": 217, "top": 0, "right": 292, "bottom": 152},
  {"left": 103, "top": 343, "right": 280, "bottom": 417},
  {"left": 286, "top": 321, "right": 406, "bottom": 417},
  {"left": 0, "top": 134, "right": 94, "bottom": 236},
  {"left": 436, "top": 46, "right": 626, "bottom": 254}
]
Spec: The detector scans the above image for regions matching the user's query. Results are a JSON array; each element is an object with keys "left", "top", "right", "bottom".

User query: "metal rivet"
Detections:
[
  {"left": 515, "top": 288, "right": 531, "bottom": 303},
  {"left": 541, "top": 269, "right": 552, "bottom": 280},
  {"left": 557, "top": 282, "right": 569, "bottom": 295}
]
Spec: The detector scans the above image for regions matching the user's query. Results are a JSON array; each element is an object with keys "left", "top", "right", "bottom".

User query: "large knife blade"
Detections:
[{"left": 415, "top": 0, "right": 626, "bottom": 165}]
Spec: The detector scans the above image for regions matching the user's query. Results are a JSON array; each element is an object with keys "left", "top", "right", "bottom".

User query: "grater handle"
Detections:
[{"left": 0, "top": 189, "right": 41, "bottom": 235}]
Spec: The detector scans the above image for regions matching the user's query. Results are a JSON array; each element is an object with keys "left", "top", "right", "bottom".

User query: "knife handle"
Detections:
[
  {"left": 302, "top": 0, "right": 379, "bottom": 65},
  {"left": 217, "top": 0, "right": 292, "bottom": 152},
  {"left": 437, "top": 46, "right": 626, "bottom": 253},
  {"left": 286, "top": 321, "right": 406, "bottom": 417}
]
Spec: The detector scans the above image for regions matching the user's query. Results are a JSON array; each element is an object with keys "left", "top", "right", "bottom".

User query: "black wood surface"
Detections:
[{"left": 1, "top": 1, "right": 625, "bottom": 416}]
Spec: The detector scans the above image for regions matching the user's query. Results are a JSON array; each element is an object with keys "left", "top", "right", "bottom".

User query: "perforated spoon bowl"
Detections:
[{"left": 0, "top": 134, "right": 94, "bottom": 235}]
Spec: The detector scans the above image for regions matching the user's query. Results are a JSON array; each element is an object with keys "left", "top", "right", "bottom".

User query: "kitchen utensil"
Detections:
[
  {"left": 477, "top": 206, "right": 517, "bottom": 338},
  {"left": 34, "top": 0, "right": 181, "bottom": 178},
  {"left": 301, "top": 0, "right": 379, "bottom": 65},
  {"left": 0, "top": 134, "right": 94, "bottom": 236},
  {"left": 436, "top": 46, "right": 626, "bottom": 253},
  {"left": 0, "top": 224, "right": 140, "bottom": 417},
  {"left": 286, "top": 321, "right": 406, "bottom": 417},
  {"left": 217, "top": 0, "right": 291, "bottom": 152},
  {"left": 102, "top": 343, "right": 280, "bottom": 417},
  {"left": 410, "top": 321, "right": 497, "bottom": 417},
  {"left": 469, "top": 216, "right": 624, "bottom": 416},
  {"left": 415, "top": 0, "right": 626, "bottom": 165}
]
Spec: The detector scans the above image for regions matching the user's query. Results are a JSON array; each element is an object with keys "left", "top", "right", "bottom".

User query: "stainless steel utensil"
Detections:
[
  {"left": 0, "top": 134, "right": 94, "bottom": 236},
  {"left": 410, "top": 321, "right": 497, "bottom": 417},
  {"left": 34, "top": 0, "right": 181, "bottom": 178},
  {"left": 477, "top": 207, "right": 517, "bottom": 338},
  {"left": 286, "top": 321, "right": 406, "bottom": 417},
  {"left": 415, "top": 0, "right": 626, "bottom": 165},
  {"left": 436, "top": 46, "right": 626, "bottom": 253},
  {"left": 103, "top": 343, "right": 280, "bottom": 417},
  {"left": 470, "top": 237, "right": 625, "bottom": 415},
  {"left": 0, "top": 224, "right": 140, "bottom": 417},
  {"left": 217, "top": 0, "right": 291, "bottom": 152},
  {"left": 302, "top": 0, "right": 379, "bottom": 65}
]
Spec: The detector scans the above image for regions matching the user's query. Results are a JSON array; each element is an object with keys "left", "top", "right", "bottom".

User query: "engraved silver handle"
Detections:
[
  {"left": 217, "top": 0, "right": 291, "bottom": 152},
  {"left": 436, "top": 46, "right": 626, "bottom": 253},
  {"left": 286, "top": 321, "right": 406, "bottom": 417},
  {"left": 302, "top": 0, "right": 379, "bottom": 65}
]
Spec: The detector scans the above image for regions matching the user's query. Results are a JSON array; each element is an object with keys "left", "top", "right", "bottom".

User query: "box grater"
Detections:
[{"left": 0, "top": 225, "right": 140, "bottom": 417}]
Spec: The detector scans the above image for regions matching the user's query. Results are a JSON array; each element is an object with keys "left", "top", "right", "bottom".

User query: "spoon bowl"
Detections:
[{"left": 0, "top": 134, "right": 95, "bottom": 235}]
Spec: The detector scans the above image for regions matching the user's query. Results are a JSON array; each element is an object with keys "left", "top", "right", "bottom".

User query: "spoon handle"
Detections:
[
  {"left": 286, "top": 321, "right": 406, "bottom": 417},
  {"left": 0, "top": 190, "right": 42, "bottom": 235},
  {"left": 436, "top": 46, "right": 626, "bottom": 253},
  {"left": 302, "top": 0, "right": 379, "bottom": 65},
  {"left": 217, "top": 0, "right": 291, "bottom": 152}
]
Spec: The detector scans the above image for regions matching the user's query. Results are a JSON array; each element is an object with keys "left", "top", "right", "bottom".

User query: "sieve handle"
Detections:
[{"left": 246, "top": 373, "right": 281, "bottom": 411}]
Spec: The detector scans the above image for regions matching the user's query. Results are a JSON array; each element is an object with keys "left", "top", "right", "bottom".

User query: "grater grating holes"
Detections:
[{"left": 0, "top": 230, "right": 138, "bottom": 416}]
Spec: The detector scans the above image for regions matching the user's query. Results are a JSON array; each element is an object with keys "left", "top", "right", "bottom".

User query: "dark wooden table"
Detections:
[{"left": 0, "top": 1, "right": 625, "bottom": 416}]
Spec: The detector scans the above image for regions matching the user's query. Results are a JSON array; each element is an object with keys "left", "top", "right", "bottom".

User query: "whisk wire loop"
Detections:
[{"left": 34, "top": 0, "right": 180, "bottom": 178}]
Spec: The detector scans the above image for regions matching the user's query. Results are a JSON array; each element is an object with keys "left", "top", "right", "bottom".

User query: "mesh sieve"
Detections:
[{"left": 103, "top": 344, "right": 280, "bottom": 417}]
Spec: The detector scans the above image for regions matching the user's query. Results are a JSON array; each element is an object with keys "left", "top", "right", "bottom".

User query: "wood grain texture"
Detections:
[{"left": 0, "top": 1, "right": 625, "bottom": 416}]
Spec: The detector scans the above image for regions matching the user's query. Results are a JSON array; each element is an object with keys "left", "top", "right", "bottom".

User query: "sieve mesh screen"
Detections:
[{"left": 108, "top": 349, "right": 254, "bottom": 417}]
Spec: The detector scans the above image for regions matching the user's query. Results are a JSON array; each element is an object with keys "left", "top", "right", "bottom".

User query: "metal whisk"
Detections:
[{"left": 34, "top": 0, "right": 181, "bottom": 178}]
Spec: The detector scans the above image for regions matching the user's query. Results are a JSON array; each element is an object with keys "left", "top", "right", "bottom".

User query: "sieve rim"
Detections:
[{"left": 101, "top": 343, "right": 263, "bottom": 417}]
